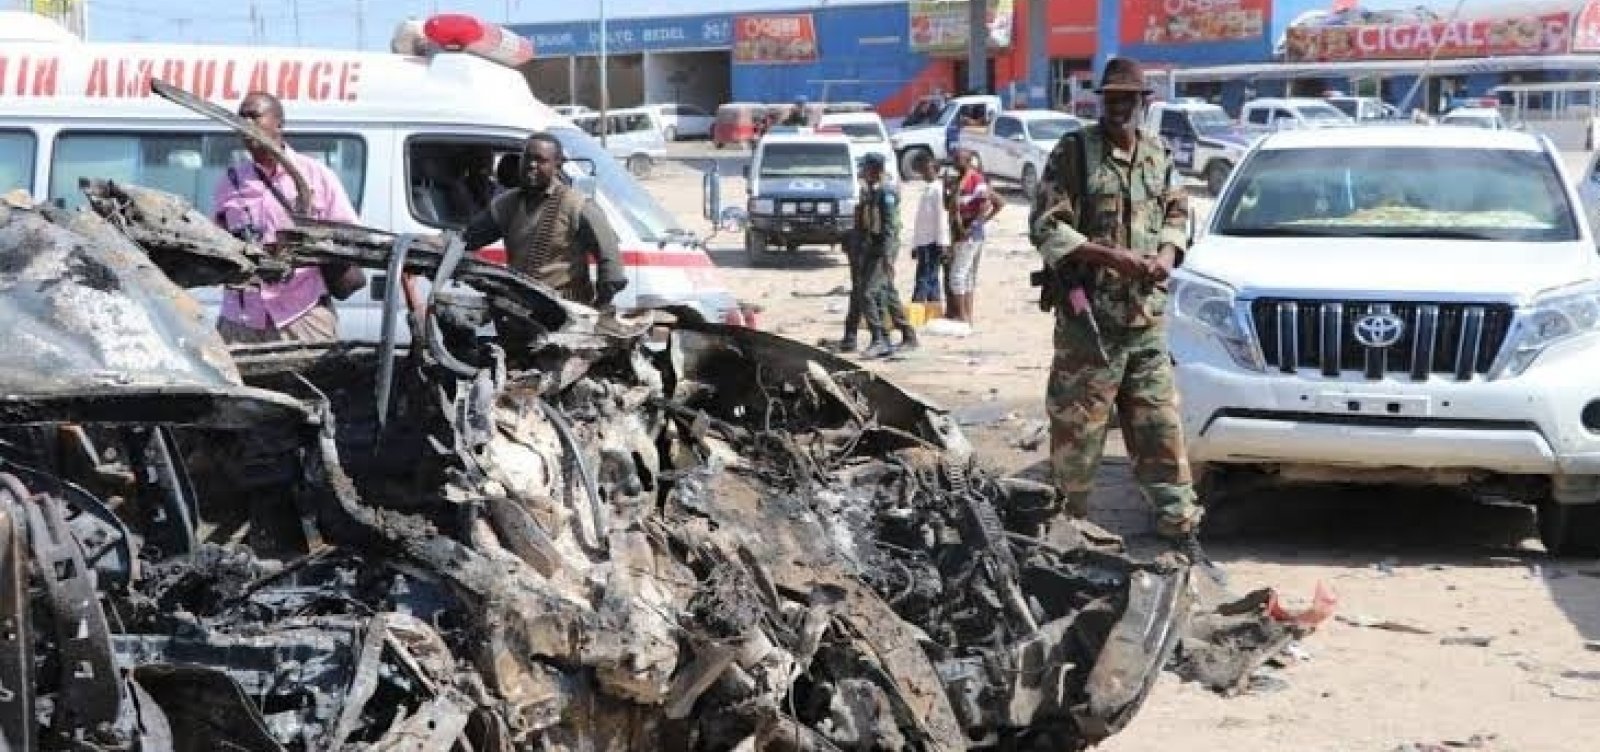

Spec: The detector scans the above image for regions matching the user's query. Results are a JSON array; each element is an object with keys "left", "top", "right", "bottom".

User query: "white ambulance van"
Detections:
[{"left": 0, "top": 11, "right": 750, "bottom": 339}]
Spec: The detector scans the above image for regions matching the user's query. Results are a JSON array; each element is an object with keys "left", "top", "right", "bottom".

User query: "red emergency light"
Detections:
[{"left": 421, "top": 13, "right": 534, "bottom": 68}]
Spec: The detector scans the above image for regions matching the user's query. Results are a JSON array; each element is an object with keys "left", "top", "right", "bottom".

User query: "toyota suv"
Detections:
[
  {"left": 1172, "top": 125, "right": 1600, "bottom": 555},
  {"left": 743, "top": 129, "right": 858, "bottom": 263}
]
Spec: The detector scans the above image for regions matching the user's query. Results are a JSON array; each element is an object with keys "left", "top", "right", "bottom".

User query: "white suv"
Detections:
[
  {"left": 1240, "top": 97, "right": 1353, "bottom": 130},
  {"left": 1172, "top": 125, "right": 1600, "bottom": 555}
]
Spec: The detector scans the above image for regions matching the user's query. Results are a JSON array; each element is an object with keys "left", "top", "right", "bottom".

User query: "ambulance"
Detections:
[{"left": 0, "top": 11, "right": 753, "bottom": 339}]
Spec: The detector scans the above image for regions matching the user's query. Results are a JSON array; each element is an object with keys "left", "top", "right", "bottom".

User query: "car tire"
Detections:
[
  {"left": 1021, "top": 164, "right": 1040, "bottom": 201},
  {"left": 899, "top": 147, "right": 932, "bottom": 181},
  {"left": 664, "top": 126, "right": 678, "bottom": 142},
  {"left": 744, "top": 230, "right": 767, "bottom": 266},
  {"left": 1205, "top": 160, "right": 1232, "bottom": 196},
  {"left": 1538, "top": 500, "right": 1600, "bottom": 557},
  {"left": 627, "top": 154, "right": 653, "bottom": 178}
]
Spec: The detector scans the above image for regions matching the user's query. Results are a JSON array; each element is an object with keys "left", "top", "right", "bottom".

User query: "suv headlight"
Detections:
[
  {"left": 1495, "top": 283, "right": 1600, "bottom": 377},
  {"left": 1170, "top": 274, "right": 1263, "bottom": 371},
  {"left": 750, "top": 198, "right": 774, "bottom": 215}
]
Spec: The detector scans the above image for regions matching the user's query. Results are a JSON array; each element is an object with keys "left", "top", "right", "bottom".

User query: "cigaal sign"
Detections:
[
  {"left": 1285, "top": 12, "right": 1571, "bottom": 61},
  {"left": 1122, "top": 0, "right": 1269, "bottom": 46},
  {"left": 0, "top": 52, "right": 364, "bottom": 101}
]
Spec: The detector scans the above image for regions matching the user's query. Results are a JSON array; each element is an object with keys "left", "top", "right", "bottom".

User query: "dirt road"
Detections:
[{"left": 640, "top": 150, "right": 1600, "bottom": 751}]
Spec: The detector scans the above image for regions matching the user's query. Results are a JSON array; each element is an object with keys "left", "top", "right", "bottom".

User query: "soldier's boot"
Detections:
[
  {"left": 1157, "top": 509, "right": 1228, "bottom": 587},
  {"left": 863, "top": 329, "right": 897, "bottom": 358},
  {"left": 827, "top": 326, "right": 858, "bottom": 353},
  {"left": 898, "top": 325, "right": 920, "bottom": 350}
]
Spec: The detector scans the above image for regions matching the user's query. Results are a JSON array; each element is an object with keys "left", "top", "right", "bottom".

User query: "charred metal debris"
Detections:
[{"left": 0, "top": 182, "right": 1312, "bottom": 751}]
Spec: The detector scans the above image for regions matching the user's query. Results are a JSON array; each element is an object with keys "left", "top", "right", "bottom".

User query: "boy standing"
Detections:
[{"left": 908, "top": 152, "right": 951, "bottom": 315}]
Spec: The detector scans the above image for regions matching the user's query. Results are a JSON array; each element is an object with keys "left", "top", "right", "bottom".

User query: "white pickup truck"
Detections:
[
  {"left": 957, "top": 110, "right": 1081, "bottom": 199},
  {"left": 1145, "top": 100, "right": 1255, "bottom": 196},
  {"left": 1172, "top": 124, "right": 1600, "bottom": 555},
  {"left": 890, "top": 94, "right": 1001, "bottom": 178}
]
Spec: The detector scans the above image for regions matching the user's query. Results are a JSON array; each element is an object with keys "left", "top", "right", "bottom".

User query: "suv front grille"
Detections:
[
  {"left": 779, "top": 199, "right": 832, "bottom": 215},
  {"left": 1251, "top": 299, "right": 1514, "bottom": 381}
]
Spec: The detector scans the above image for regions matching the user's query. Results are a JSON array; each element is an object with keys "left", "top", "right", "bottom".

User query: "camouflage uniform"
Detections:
[
  {"left": 1029, "top": 122, "right": 1201, "bottom": 533},
  {"left": 849, "top": 179, "right": 909, "bottom": 338}
]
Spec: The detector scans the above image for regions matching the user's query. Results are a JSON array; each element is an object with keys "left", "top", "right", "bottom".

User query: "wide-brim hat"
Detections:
[{"left": 1096, "top": 57, "right": 1153, "bottom": 94}]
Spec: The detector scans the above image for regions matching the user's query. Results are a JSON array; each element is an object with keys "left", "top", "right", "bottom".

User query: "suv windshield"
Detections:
[
  {"left": 1297, "top": 104, "right": 1350, "bottom": 122},
  {"left": 833, "top": 123, "right": 885, "bottom": 143},
  {"left": 1188, "top": 108, "right": 1233, "bottom": 130},
  {"left": 1027, "top": 118, "right": 1078, "bottom": 141},
  {"left": 1217, "top": 146, "right": 1578, "bottom": 242},
  {"left": 759, "top": 143, "right": 853, "bottom": 177},
  {"left": 552, "top": 127, "right": 682, "bottom": 242}
]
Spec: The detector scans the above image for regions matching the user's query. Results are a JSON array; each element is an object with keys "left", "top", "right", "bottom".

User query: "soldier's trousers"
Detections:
[
  {"left": 1045, "top": 314, "right": 1200, "bottom": 525},
  {"left": 845, "top": 242, "right": 906, "bottom": 336}
]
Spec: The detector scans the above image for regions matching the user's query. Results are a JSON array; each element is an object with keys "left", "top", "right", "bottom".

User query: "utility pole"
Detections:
[
  {"left": 290, "top": 0, "right": 302, "bottom": 46},
  {"left": 355, "top": 0, "right": 364, "bottom": 50},
  {"left": 965, "top": 0, "right": 987, "bottom": 95},
  {"left": 599, "top": 0, "right": 609, "bottom": 147}
]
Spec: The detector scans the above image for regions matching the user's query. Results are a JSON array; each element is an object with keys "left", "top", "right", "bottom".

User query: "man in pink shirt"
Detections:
[{"left": 212, "top": 91, "right": 360, "bottom": 344}]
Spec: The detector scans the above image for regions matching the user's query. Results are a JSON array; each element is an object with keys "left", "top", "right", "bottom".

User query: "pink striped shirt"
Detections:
[{"left": 212, "top": 149, "right": 358, "bottom": 330}]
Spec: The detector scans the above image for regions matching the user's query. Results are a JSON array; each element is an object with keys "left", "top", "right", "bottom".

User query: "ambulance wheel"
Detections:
[
  {"left": 627, "top": 154, "right": 654, "bottom": 178},
  {"left": 785, "top": 242, "right": 799, "bottom": 253},
  {"left": 1538, "top": 499, "right": 1600, "bottom": 557},
  {"left": 1021, "top": 164, "right": 1040, "bottom": 200},
  {"left": 744, "top": 230, "right": 768, "bottom": 265},
  {"left": 1205, "top": 160, "right": 1232, "bottom": 196}
]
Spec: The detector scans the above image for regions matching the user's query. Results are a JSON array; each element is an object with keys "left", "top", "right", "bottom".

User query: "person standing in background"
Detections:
[
  {"left": 944, "top": 146, "right": 1003, "bottom": 328},
  {"left": 908, "top": 152, "right": 951, "bottom": 317}
]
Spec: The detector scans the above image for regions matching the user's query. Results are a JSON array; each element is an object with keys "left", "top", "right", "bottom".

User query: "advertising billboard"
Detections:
[
  {"left": 1285, "top": 10, "right": 1571, "bottom": 61},
  {"left": 909, "top": 0, "right": 1014, "bottom": 54},
  {"left": 1121, "top": 0, "right": 1270, "bottom": 46},
  {"left": 733, "top": 14, "right": 819, "bottom": 64}
]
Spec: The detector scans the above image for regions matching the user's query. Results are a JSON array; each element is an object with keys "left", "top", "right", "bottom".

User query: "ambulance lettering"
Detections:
[{"left": 0, "top": 52, "right": 362, "bottom": 101}]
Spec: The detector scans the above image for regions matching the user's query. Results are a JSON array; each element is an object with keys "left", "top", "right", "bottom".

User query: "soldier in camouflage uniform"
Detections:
[
  {"left": 847, "top": 153, "right": 916, "bottom": 358},
  {"left": 1029, "top": 58, "right": 1209, "bottom": 559}
]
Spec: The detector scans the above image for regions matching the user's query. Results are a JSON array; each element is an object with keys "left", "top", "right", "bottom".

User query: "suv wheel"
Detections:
[
  {"left": 1205, "top": 160, "right": 1232, "bottom": 196},
  {"left": 627, "top": 154, "right": 653, "bottom": 178},
  {"left": 1537, "top": 500, "right": 1600, "bottom": 557},
  {"left": 1021, "top": 164, "right": 1040, "bottom": 200},
  {"left": 744, "top": 230, "right": 768, "bottom": 266}
]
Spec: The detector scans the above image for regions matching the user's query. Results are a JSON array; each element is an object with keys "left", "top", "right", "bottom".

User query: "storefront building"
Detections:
[{"left": 506, "top": 1, "right": 1600, "bottom": 118}]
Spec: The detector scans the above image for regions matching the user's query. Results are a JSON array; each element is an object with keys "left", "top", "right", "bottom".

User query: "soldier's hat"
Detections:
[
  {"left": 1096, "top": 57, "right": 1153, "bottom": 94},
  {"left": 861, "top": 152, "right": 886, "bottom": 168}
]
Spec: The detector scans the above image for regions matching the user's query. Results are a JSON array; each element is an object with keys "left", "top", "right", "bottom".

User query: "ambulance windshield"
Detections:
[{"left": 551, "top": 127, "right": 682, "bottom": 243}]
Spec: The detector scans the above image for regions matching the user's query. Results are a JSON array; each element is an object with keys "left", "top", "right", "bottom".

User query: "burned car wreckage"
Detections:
[{"left": 0, "top": 151, "right": 1311, "bottom": 748}]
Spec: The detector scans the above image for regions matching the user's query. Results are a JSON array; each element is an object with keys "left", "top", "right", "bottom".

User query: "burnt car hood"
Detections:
[{"left": 0, "top": 200, "right": 308, "bottom": 427}]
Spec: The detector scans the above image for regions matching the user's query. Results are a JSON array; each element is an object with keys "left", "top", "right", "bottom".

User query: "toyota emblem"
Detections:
[{"left": 1353, "top": 313, "right": 1405, "bottom": 348}]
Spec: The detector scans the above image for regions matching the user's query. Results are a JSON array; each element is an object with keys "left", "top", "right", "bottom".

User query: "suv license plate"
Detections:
[{"left": 1314, "top": 392, "right": 1431, "bottom": 418}]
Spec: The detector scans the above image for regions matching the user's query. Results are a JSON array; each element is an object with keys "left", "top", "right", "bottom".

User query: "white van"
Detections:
[
  {"left": 0, "top": 12, "right": 748, "bottom": 341},
  {"left": 571, "top": 107, "right": 669, "bottom": 178}
]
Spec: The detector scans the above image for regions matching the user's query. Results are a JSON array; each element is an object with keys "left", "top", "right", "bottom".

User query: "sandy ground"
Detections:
[{"left": 640, "top": 145, "right": 1600, "bottom": 752}]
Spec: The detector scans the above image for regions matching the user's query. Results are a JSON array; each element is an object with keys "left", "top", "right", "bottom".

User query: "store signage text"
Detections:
[
  {"left": 1285, "top": 13, "right": 1570, "bottom": 61},
  {"left": 733, "top": 13, "right": 818, "bottom": 64}
]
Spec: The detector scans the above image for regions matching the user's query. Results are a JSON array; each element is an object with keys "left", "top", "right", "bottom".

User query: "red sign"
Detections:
[
  {"left": 1046, "top": 0, "right": 1096, "bottom": 58},
  {"left": 1574, "top": 0, "right": 1600, "bottom": 52},
  {"left": 733, "top": 13, "right": 818, "bottom": 64},
  {"left": 1285, "top": 12, "right": 1571, "bottom": 61},
  {"left": 1121, "top": 0, "right": 1270, "bottom": 46}
]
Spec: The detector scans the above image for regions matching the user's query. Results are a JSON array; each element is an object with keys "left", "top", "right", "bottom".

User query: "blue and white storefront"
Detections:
[{"left": 509, "top": 13, "right": 738, "bottom": 113}]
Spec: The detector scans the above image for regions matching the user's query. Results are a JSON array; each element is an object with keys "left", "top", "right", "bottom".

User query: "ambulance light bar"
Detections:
[{"left": 393, "top": 13, "right": 534, "bottom": 68}]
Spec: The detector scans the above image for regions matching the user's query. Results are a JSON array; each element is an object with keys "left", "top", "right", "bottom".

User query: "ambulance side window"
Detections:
[
  {"left": 405, "top": 137, "right": 523, "bottom": 229},
  {"left": 48, "top": 131, "right": 366, "bottom": 216},
  {"left": 0, "top": 131, "right": 36, "bottom": 196}
]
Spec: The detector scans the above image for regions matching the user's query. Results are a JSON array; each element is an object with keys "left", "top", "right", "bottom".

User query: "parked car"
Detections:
[
  {"left": 1172, "top": 124, "right": 1600, "bottom": 555},
  {"left": 571, "top": 107, "right": 668, "bottom": 177},
  {"left": 1146, "top": 99, "right": 1255, "bottom": 195},
  {"left": 818, "top": 111, "right": 896, "bottom": 185},
  {"left": 1324, "top": 95, "right": 1393, "bottom": 122},
  {"left": 714, "top": 102, "right": 767, "bottom": 149},
  {"left": 1240, "top": 97, "right": 1353, "bottom": 130},
  {"left": 553, "top": 104, "right": 595, "bottom": 118},
  {"left": 649, "top": 103, "right": 714, "bottom": 141},
  {"left": 1440, "top": 106, "right": 1508, "bottom": 130},
  {"left": 958, "top": 109, "right": 1079, "bottom": 198},
  {"left": 742, "top": 129, "right": 858, "bottom": 263}
]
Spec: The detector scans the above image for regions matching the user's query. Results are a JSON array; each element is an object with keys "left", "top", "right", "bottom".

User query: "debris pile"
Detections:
[{"left": 0, "top": 182, "right": 1296, "bottom": 750}]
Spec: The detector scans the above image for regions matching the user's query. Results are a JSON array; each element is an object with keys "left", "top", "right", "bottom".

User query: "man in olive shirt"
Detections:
[{"left": 463, "top": 132, "right": 627, "bottom": 308}]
